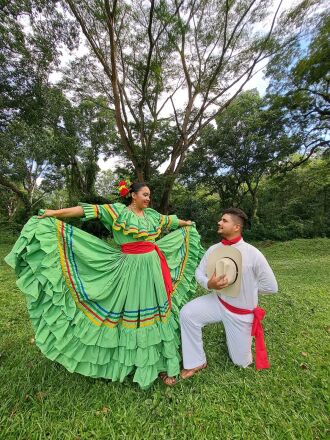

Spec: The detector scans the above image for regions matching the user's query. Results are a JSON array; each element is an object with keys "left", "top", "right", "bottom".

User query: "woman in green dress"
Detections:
[{"left": 5, "top": 181, "right": 204, "bottom": 389}]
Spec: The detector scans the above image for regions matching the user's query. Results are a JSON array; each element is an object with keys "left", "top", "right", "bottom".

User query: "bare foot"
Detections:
[
  {"left": 159, "top": 372, "right": 176, "bottom": 386},
  {"left": 180, "top": 363, "right": 207, "bottom": 380}
]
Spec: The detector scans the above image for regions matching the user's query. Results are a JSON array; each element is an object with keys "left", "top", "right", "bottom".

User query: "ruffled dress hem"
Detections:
[{"left": 5, "top": 213, "right": 203, "bottom": 389}]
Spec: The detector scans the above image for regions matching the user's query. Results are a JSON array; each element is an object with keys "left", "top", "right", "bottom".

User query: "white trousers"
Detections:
[{"left": 180, "top": 294, "right": 254, "bottom": 369}]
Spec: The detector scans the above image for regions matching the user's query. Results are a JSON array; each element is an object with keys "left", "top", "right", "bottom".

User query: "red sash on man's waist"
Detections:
[
  {"left": 218, "top": 297, "right": 270, "bottom": 370},
  {"left": 121, "top": 242, "right": 173, "bottom": 309}
]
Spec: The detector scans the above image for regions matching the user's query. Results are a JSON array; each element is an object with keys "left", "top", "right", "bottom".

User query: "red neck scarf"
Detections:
[
  {"left": 218, "top": 297, "right": 270, "bottom": 370},
  {"left": 221, "top": 236, "right": 242, "bottom": 246},
  {"left": 121, "top": 242, "right": 173, "bottom": 309}
]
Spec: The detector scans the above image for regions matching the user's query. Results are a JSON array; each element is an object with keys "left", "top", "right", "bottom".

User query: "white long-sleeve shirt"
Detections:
[{"left": 195, "top": 239, "right": 278, "bottom": 310}]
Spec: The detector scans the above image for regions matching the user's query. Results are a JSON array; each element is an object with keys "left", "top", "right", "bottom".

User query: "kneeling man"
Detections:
[{"left": 180, "top": 208, "right": 278, "bottom": 379}]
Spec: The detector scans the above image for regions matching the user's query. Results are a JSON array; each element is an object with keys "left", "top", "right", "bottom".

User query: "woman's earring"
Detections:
[{"left": 132, "top": 199, "right": 136, "bottom": 209}]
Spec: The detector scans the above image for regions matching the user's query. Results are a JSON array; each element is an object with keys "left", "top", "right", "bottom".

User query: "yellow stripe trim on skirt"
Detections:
[{"left": 56, "top": 220, "right": 101, "bottom": 327}]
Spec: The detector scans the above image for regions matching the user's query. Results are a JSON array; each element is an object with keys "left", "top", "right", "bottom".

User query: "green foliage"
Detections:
[
  {"left": 243, "top": 156, "right": 330, "bottom": 241},
  {"left": 0, "top": 1, "right": 78, "bottom": 220},
  {"left": 265, "top": 10, "right": 330, "bottom": 166},
  {"left": 55, "top": 96, "right": 117, "bottom": 204},
  {"left": 177, "top": 7, "right": 329, "bottom": 241},
  {"left": 1, "top": 0, "right": 328, "bottom": 238},
  {"left": 61, "top": 0, "right": 321, "bottom": 211},
  {"left": 0, "top": 2, "right": 118, "bottom": 224},
  {"left": 179, "top": 153, "right": 329, "bottom": 243},
  {"left": 169, "top": 183, "right": 220, "bottom": 244},
  {"left": 180, "top": 89, "right": 295, "bottom": 221},
  {"left": 0, "top": 1, "right": 79, "bottom": 127},
  {"left": 95, "top": 169, "right": 117, "bottom": 200}
]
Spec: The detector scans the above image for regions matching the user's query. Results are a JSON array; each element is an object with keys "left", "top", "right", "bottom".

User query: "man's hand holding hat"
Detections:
[{"left": 207, "top": 273, "right": 229, "bottom": 291}]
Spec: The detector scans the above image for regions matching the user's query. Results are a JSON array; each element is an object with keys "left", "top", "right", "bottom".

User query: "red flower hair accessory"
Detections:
[{"left": 118, "top": 180, "right": 131, "bottom": 197}]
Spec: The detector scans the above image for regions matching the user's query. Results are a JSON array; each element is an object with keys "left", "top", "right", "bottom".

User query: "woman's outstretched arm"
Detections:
[{"left": 37, "top": 206, "right": 84, "bottom": 219}]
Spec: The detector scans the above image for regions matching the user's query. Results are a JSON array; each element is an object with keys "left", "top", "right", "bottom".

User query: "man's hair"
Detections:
[{"left": 222, "top": 207, "right": 248, "bottom": 229}]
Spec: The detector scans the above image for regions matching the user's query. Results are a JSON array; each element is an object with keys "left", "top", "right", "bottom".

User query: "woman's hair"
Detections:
[
  {"left": 121, "top": 181, "right": 148, "bottom": 205},
  {"left": 130, "top": 182, "right": 147, "bottom": 194}
]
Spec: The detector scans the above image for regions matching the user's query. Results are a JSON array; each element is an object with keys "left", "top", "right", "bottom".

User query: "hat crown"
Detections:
[
  {"left": 206, "top": 245, "right": 242, "bottom": 297},
  {"left": 216, "top": 258, "right": 238, "bottom": 285}
]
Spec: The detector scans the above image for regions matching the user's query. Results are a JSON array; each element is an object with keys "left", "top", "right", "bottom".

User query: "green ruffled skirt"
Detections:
[{"left": 5, "top": 216, "right": 204, "bottom": 389}]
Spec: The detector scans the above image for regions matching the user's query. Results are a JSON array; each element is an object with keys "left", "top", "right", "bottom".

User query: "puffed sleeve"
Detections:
[
  {"left": 161, "top": 213, "right": 179, "bottom": 231},
  {"left": 78, "top": 202, "right": 125, "bottom": 231},
  {"left": 145, "top": 208, "right": 179, "bottom": 231}
]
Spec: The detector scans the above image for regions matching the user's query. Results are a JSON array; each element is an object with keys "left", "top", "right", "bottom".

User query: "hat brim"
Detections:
[{"left": 206, "top": 246, "right": 242, "bottom": 297}]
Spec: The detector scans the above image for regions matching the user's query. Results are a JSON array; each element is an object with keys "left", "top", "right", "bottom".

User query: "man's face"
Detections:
[{"left": 217, "top": 214, "right": 241, "bottom": 237}]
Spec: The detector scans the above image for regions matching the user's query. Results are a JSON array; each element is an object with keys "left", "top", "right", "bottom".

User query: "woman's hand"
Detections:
[
  {"left": 37, "top": 209, "right": 57, "bottom": 219},
  {"left": 178, "top": 219, "right": 193, "bottom": 227}
]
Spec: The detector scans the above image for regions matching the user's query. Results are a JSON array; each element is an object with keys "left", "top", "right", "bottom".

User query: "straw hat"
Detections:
[{"left": 206, "top": 246, "right": 242, "bottom": 297}]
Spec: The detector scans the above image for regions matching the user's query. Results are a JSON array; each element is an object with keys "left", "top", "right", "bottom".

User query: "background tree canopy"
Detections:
[{"left": 0, "top": 0, "right": 329, "bottom": 241}]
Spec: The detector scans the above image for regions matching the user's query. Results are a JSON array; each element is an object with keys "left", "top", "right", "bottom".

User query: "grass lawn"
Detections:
[{"left": 0, "top": 237, "right": 329, "bottom": 440}]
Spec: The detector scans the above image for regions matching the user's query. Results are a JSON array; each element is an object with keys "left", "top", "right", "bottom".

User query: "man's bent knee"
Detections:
[{"left": 180, "top": 303, "right": 192, "bottom": 323}]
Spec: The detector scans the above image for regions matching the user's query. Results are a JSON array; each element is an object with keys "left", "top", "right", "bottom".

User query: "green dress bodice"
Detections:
[{"left": 79, "top": 202, "right": 179, "bottom": 245}]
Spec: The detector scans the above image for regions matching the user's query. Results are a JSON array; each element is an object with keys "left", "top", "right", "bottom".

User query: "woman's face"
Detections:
[{"left": 132, "top": 186, "right": 150, "bottom": 209}]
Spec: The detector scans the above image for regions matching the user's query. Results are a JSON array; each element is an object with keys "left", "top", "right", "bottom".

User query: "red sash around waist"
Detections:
[
  {"left": 121, "top": 242, "right": 173, "bottom": 309},
  {"left": 218, "top": 297, "right": 270, "bottom": 370}
]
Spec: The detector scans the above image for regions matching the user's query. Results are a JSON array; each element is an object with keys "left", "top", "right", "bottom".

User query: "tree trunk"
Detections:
[
  {"left": 85, "top": 158, "right": 99, "bottom": 196},
  {"left": 0, "top": 175, "right": 32, "bottom": 217},
  {"left": 136, "top": 168, "right": 145, "bottom": 182},
  {"left": 251, "top": 191, "right": 259, "bottom": 224},
  {"left": 159, "top": 174, "right": 176, "bottom": 213}
]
